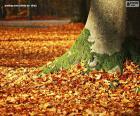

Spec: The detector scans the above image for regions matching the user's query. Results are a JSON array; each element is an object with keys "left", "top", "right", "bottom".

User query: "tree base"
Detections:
[
  {"left": 40, "top": 29, "right": 140, "bottom": 75},
  {"left": 87, "top": 52, "right": 125, "bottom": 73},
  {"left": 41, "top": 29, "right": 93, "bottom": 74}
]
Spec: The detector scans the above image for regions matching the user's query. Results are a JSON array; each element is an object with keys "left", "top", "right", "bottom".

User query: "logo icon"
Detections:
[{"left": 126, "top": 1, "right": 139, "bottom": 7}]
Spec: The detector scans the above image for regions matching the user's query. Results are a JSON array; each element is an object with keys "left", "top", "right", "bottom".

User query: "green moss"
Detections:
[
  {"left": 39, "top": 30, "right": 140, "bottom": 75},
  {"left": 42, "top": 28, "right": 93, "bottom": 74},
  {"left": 92, "top": 52, "right": 126, "bottom": 73}
]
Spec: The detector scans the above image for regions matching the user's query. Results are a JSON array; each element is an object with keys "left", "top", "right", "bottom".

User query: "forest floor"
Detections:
[
  {"left": 0, "top": 23, "right": 81, "bottom": 67},
  {"left": 0, "top": 23, "right": 139, "bottom": 115}
]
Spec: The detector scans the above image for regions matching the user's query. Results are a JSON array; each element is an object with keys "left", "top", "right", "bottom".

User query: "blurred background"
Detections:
[{"left": 0, "top": 0, "right": 90, "bottom": 22}]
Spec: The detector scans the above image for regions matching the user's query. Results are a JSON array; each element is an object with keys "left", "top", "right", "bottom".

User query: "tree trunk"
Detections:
[
  {"left": 41, "top": 0, "right": 139, "bottom": 74},
  {"left": 125, "top": 7, "right": 140, "bottom": 64},
  {"left": 0, "top": 0, "right": 6, "bottom": 19},
  {"left": 86, "top": 0, "right": 126, "bottom": 55},
  {"left": 27, "top": 0, "right": 32, "bottom": 20}
]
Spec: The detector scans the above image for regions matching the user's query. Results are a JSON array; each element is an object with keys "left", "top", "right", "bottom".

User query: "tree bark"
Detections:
[{"left": 85, "top": 0, "right": 126, "bottom": 55}]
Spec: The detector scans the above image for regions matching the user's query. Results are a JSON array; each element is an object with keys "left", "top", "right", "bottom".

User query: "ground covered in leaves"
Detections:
[
  {"left": 0, "top": 23, "right": 83, "bottom": 67},
  {"left": 0, "top": 61, "right": 139, "bottom": 115},
  {"left": 0, "top": 23, "right": 139, "bottom": 115}
]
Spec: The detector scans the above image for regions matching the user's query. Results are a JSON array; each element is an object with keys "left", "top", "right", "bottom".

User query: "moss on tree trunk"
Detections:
[
  {"left": 40, "top": 30, "right": 137, "bottom": 75},
  {"left": 42, "top": 29, "right": 93, "bottom": 74}
]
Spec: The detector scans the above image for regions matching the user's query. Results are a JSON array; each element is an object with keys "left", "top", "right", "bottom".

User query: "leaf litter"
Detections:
[{"left": 0, "top": 23, "right": 139, "bottom": 116}]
